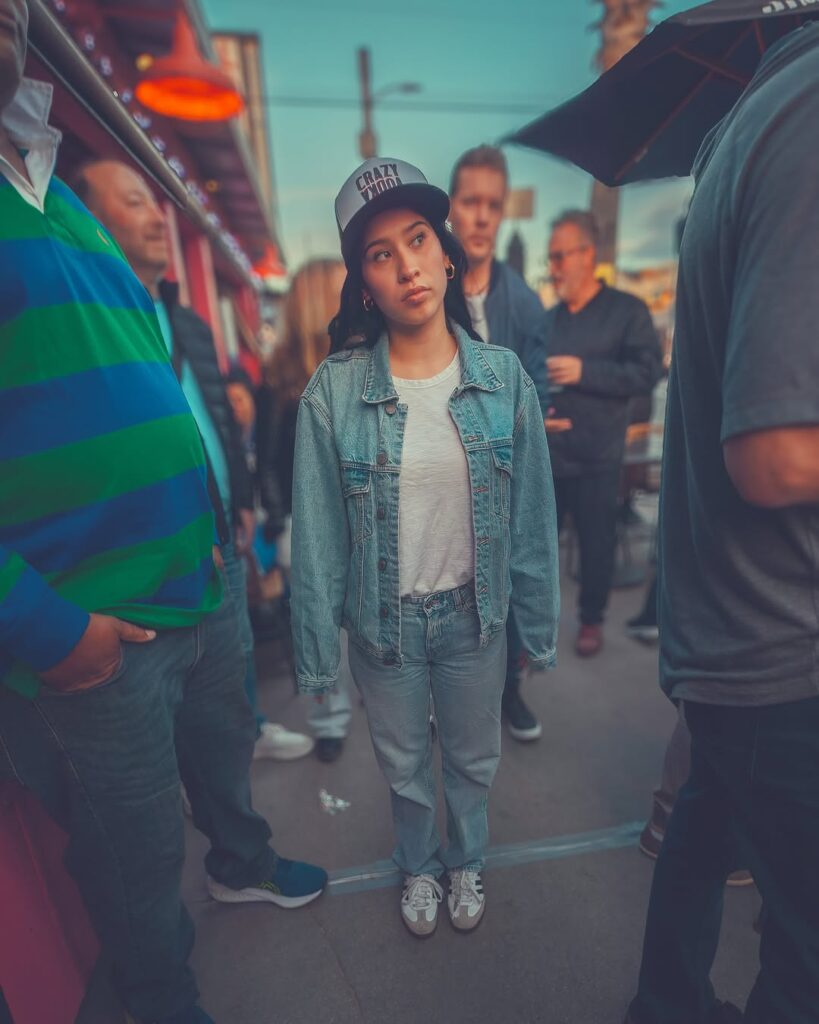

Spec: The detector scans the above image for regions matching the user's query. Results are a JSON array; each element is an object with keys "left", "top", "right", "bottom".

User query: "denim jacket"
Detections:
[{"left": 290, "top": 325, "right": 560, "bottom": 694}]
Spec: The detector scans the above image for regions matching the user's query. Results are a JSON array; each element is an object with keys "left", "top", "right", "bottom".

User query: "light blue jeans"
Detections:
[{"left": 348, "top": 582, "right": 506, "bottom": 877}]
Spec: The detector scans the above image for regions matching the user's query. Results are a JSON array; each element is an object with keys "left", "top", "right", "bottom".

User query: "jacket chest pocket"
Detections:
[
  {"left": 490, "top": 444, "right": 513, "bottom": 521},
  {"left": 341, "top": 465, "right": 373, "bottom": 545}
]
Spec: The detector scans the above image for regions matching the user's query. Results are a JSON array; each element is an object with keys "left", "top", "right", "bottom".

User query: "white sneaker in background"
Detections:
[
  {"left": 253, "top": 722, "right": 314, "bottom": 761},
  {"left": 447, "top": 869, "right": 485, "bottom": 932},
  {"left": 400, "top": 874, "right": 443, "bottom": 938}
]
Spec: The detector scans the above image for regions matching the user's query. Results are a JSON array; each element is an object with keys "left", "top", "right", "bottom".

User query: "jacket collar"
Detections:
[
  {"left": 158, "top": 278, "right": 180, "bottom": 311},
  {"left": 362, "top": 323, "right": 503, "bottom": 405}
]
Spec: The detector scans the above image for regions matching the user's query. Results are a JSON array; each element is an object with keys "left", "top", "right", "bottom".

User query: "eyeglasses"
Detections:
[{"left": 547, "top": 246, "right": 589, "bottom": 265}]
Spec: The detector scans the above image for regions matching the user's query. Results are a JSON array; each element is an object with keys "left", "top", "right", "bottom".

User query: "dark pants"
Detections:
[
  {"left": 630, "top": 696, "right": 819, "bottom": 1024},
  {"left": 0, "top": 595, "right": 277, "bottom": 1021},
  {"left": 503, "top": 611, "right": 526, "bottom": 698},
  {"left": 553, "top": 467, "right": 620, "bottom": 626}
]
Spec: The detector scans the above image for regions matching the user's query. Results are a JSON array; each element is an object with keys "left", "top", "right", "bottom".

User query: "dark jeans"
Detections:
[
  {"left": 553, "top": 467, "right": 620, "bottom": 626},
  {"left": 0, "top": 595, "right": 277, "bottom": 1021},
  {"left": 630, "top": 697, "right": 819, "bottom": 1024},
  {"left": 503, "top": 610, "right": 526, "bottom": 698}
]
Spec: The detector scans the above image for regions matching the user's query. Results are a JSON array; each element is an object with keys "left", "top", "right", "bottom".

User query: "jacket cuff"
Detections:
[
  {"left": 296, "top": 672, "right": 339, "bottom": 696},
  {"left": 529, "top": 648, "right": 557, "bottom": 672}
]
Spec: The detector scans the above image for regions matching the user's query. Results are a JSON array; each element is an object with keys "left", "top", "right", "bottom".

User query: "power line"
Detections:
[{"left": 254, "top": 94, "right": 552, "bottom": 115}]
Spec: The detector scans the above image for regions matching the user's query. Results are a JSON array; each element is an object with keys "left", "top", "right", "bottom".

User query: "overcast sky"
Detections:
[{"left": 203, "top": 0, "right": 695, "bottom": 281}]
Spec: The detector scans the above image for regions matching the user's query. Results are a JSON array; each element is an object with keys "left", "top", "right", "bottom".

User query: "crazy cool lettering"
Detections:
[{"left": 355, "top": 163, "right": 404, "bottom": 203}]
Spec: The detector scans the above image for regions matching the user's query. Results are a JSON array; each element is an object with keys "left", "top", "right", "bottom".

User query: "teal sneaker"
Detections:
[{"left": 206, "top": 857, "right": 327, "bottom": 909}]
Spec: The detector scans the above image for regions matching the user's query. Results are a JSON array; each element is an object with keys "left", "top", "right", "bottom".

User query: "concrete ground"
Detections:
[{"left": 78, "top": 506, "right": 761, "bottom": 1024}]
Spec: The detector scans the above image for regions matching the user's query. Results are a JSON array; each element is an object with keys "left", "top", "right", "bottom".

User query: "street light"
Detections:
[{"left": 358, "top": 48, "right": 421, "bottom": 159}]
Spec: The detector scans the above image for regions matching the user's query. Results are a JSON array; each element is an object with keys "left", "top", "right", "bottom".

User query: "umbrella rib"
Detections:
[
  {"left": 613, "top": 25, "right": 754, "bottom": 184},
  {"left": 672, "top": 47, "right": 752, "bottom": 86},
  {"left": 753, "top": 20, "right": 767, "bottom": 56}
]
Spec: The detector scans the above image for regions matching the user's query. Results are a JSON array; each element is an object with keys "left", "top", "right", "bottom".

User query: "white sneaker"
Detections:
[
  {"left": 400, "top": 874, "right": 443, "bottom": 938},
  {"left": 447, "top": 869, "right": 485, "bottom": 932},
  {"left": 253, "top": 722, "right": 314, "bottom": 761}
]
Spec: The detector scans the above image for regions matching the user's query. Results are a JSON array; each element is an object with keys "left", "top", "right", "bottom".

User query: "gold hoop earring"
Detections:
[
  {"left": 445, "top": 262, "right": 455, "bottom": 281},
  {"left": 363, "top": 294, "right": 374, "bottom": 312}
]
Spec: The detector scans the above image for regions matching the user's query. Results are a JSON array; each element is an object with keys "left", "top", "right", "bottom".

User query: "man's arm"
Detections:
[
  {"left": 719, "top": 81, "right": 819, "bottom": 502},
  {"left": 570, "top": 300, "right": 661, "bottom": 398},
  {"left": 0, "top": 547, "right": 155, "bottom": 691},
  {"left": 723, "top": 426, "right": 819, "bottom": 508}
]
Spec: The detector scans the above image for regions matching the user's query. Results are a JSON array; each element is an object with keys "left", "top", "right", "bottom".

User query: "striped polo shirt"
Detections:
[{"left": 0, "top": 80, "right": 221, "bottom": 698}]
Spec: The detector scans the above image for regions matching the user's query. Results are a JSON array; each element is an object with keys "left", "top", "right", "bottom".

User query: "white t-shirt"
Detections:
[
  {"left": 393, "top": 355, "right": 475, "bottom": 597},
  {"left": 465, "top": 291, "right": 490, "bottom": 342}
]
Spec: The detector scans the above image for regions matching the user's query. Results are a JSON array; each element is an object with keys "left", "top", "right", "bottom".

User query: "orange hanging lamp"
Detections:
[
  {"left": 135, "top": 13, "right": 244, "bottom": 122},
  {"left": 253, "top": 243, "right": 287, "bottom": 282}
]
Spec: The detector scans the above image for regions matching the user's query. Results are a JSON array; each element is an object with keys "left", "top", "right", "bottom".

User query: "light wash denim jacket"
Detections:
[{"left": 291, "top": 325, "right": 560, "bottom": 694}]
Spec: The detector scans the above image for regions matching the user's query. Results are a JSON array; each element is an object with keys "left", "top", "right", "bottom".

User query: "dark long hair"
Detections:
[{"left": 328, "top": 218, "right": 481, "bottom": 353}]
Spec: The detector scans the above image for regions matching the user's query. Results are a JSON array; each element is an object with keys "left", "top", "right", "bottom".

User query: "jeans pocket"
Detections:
[{"left": 40, "top": 648, "right": 127, "bottom": 699}]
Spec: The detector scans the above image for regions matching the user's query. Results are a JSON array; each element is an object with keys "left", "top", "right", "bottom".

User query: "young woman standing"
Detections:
[{"left": 290, "top": 158, "right": 559, "bottom": 937}]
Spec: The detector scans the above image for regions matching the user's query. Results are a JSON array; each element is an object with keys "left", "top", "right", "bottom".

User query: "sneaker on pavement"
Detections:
[
  {"left": 575, "top": 624, "right": 603, "bottom": 657},
  {"left": 447, "top": 869, "right": 485, "bottom": 932},
  {"left": 501, "top": 690, "right": 542, "bottom": 742},
  {"left": 253, "top": 722, "right": 314, "bottom": 761},
  {"left": 400, "top": 874, "right": 443, "bottom": 938},
  {"left": 207, "top": 857, "right": 327, "bottom": 909},
  {"left": 638, "top": 815, "right": 665, "bottom": 859},
  {"left": 315, "top": 737, "right": 344, "bottom": 763},
  {"left": 625, "top": 612, "right": 660, "bottom": 645},
  {"left": 639, "top": 815, "right": 754, "bottom": 887}
]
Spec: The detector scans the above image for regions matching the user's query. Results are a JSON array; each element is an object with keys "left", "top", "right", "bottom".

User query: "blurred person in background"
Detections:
[
  {"left": 291, "top": 157, "right": 559, "bottom": 938},
  {"left": 258, "top": 258, "right": 354, "bottom": 763},
  {"left": 545, "top": 210, "right": 661, "bottom": 658},
  {"left": 74, "top": 159, "right": 313, "bottom": 763},
  {"left": 448, "top": 144, "right": 554, "bottom": 744}
]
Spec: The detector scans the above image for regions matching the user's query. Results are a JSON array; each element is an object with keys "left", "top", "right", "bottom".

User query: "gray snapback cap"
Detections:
[{"left": 335, "top": 157, "right": 450, "bottom": 266}]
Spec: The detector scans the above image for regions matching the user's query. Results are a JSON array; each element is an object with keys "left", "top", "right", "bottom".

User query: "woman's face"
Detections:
[
  {"left": 227, "top": 383, "right": 255, "bottom": 431},
  {"left": 360, "top": 207, "right": 448, "bottom": 331}
]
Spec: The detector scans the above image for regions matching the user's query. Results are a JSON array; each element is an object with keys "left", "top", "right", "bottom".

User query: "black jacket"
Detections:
[
  {"left": 158, "top": 280, "right": 254, "bottom": 524},
  {"left": 547, "top": 283, "right": 661, "bottom": 477}
]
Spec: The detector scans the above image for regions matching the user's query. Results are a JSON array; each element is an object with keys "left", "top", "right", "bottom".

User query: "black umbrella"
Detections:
[{"left": 508, "top": 0, "right": 819, "bottom": 186}]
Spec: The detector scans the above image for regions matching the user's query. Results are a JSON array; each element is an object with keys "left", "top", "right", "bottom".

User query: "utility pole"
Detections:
[
  {"left": 589, "top": 1, "right": 657, "bottom": 275},
  {"left": 358, "top": 47, "right": 376, "bottom": 159}
]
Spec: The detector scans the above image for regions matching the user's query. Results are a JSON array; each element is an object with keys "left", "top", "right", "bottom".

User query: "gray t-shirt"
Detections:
[{"left": 659, "top": 24, "right": 819, "bottom": 707}]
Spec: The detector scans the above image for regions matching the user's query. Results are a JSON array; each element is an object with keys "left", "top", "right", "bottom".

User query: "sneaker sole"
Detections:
[
  {"left": 449, "top": 901, "right": 486, "bottom": 933},
  {"left": 253, "top": 742, "right": 315, "bottom": 762},
  {"left": 401, "top": 913, "right": 438, "bottom": 939},
  {"left": 726, "top": 873, "right": 755, "bottom": 888},
  {"left": 506, "top": 722, "right": 543, "bottom": 742},
  {"left": 206, "top": 876, "right": 324, "bottom": 908},
  {"left": 638, "top": 839, "right": 660, "bottom": 860}
]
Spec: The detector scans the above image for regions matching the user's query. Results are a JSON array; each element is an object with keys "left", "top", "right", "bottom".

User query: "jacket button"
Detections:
[
  {"left": 385, "top": 403, "right": 397, "bottom": 416},
  {"left": 376, "top": 451, "right": 388, "bottom": 466},
  {"left": 377, "top": 507, "right": 386, "bottom": 520},
  {"left": 378, "top": 558, "right": 387, "bottom": 571},
  {"left": 380, "top": 605, "right": 389, "bottom": 619}
]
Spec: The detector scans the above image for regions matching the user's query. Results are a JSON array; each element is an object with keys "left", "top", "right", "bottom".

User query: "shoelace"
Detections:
[
  {"left": 450, "top": 869, "right": 483, "bottom": 910},
  {"left": 403, "top": 874, "right": 443, "bottom": 910}
]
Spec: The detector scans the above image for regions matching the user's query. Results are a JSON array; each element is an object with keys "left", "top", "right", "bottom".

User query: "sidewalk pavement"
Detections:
[{"left": 78, "top": 525, "right": 761, "bottom": 1024}]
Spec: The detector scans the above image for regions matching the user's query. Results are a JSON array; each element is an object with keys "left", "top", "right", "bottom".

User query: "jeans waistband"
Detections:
[{"left": 401, "top": 581, "right": 475, "bottom": 612}]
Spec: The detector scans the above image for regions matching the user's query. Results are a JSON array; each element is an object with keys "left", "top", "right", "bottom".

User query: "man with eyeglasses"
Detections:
[{"left": 545, "top": 210, "right": 660, "bottom": 657}]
